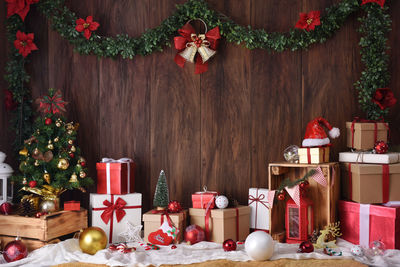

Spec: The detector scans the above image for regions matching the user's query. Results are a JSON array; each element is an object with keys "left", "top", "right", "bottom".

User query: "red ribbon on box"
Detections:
[
  {"left": 304, "top": 145, "right": 330, "bottom": 164},
  {"left": 348, "top": 163, "right": 353, "bottom": 200},
  {"left": 151, "top": 209, "right": 174, "bottom": 227},
  {"left": 92, "top": 195, "right": 142, "bottom": 243},
  {"left": 382, "top": 164, "right": 389, "bottom": 203}
]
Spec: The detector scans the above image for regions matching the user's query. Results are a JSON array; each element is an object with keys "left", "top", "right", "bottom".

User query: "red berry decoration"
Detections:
[
  {"left": 223, "top": 239, "right": 237, "bottom": 252},
  {"left": 3, "top": 239, "right": 28, "bottom": 262},
  {"left": 185, "top": 224, "right": 206, "bottom": 245},
  {"left": 298, "top": 240, "right": 314, "bottom": 253},
  {"left": 0, "top": 202, "right": 13, "bottom": 215},
  {"left": 167, "top": 200, "right": 183, "bottom": 213},
  {"left": 29, "top": 180, "right": 37, "bottom": 188},
  {"left": 171, "top": 245, "right": 177, "bottom": 249},
  {"left": 45, "top": 118, "right": 52, "bottom": 125},
  {"left": 35, "top": 212, "right": 42, "bottom": 218},
  {"left": 277, "top": 193, "right": 285, "bottom": 201},
  {"left": 374, "top": 140, "right": 388, "bottom": 154}
]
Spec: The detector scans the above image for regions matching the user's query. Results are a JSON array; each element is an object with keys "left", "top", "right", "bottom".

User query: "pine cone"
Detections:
[{"left": 16, "top": 198, "right": 37, "bottom": 217}]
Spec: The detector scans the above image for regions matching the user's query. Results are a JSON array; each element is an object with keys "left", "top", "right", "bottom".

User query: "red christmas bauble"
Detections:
[
  {"left": 167, "top": 200, "right": 182, "bottom": 213},
  {"left": 0, "top": 202, "right": 12, "bottom": 215},
  {"left": 69, "top": 153, "right": 75, "bottom": 158},
  {"left": 223, "top": 239, "right": 237, "bottom": 252},
  {"left": 298, "top": 241, "right": 314, "bottom": 253},
  {"left": 277, "top": 193, "right": 285, "bottom": 201},
  {"left": 299, "top": 180, "right": 309, "bottom": 190},
  {"left": 35, "top": 212, "right": 42, "bottom": 218},
  {"left": 185, "top": 225, "right": 205, "bottom": 245},
  {"left": 29, "top": 180, "right": 37, "bottom": 188},
  {"left": 374, "top": 141, "right": 388, "bottom": 154},
  {"left": 80, "top": 161, "right": 86, "bottom": 167},
  {"left": 45, "top": 118, "right": 52, "bottom": 125},
  {"left": 3, "top": 239, "right": 28, "bottom": 262}
]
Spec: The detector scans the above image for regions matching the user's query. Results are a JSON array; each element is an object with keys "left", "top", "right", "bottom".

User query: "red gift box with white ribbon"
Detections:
[
  {"left": 96, "top": 158, "right": 136, "bottom": 194},
  {"left": 339, "top": 200, "right": 400, "bottom": 249},
  {"left": 191, "top": 188, "right": 218, "bottom": 209}
]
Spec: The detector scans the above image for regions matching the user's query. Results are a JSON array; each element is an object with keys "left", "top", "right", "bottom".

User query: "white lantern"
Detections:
[{"left": 0, "top": 152, "right": 13, "bottom": 204}]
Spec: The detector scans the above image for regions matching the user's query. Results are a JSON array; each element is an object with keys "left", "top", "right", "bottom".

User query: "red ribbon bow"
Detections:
[
  {"left": 174, "top": 23, "right": 220, "bottom": 74},
  {"left": 101, "top": 197, "right": 127, "bottom": 224},
  {"left": 248, "top": 194, "right": 269, "bottom": 209},
  {"left": 36, "top": 89, "right": 67, "bottom": 114}
]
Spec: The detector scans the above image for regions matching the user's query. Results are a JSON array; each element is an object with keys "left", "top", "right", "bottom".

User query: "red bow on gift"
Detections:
[
  {"left": 174, "top": 23, "right": 220, "bottom": 74},
  {"left": 101, "top": 197, "right": 127, "bottom": 224}
]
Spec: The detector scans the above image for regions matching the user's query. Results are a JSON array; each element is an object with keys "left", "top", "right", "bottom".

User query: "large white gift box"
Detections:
[
  {"left": 90, "top": 193, "right": 142, "bottom": 243},
  {"left": 339, "top": 151, "right": 400, "bottom": 164},
  {"left": 248, "top": 188, "right": 272, "bottom": 231}
]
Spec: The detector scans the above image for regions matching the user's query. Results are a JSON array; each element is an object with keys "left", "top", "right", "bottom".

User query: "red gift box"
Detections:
[
  {"left": 339, "top": 200, "right": 400, "bottom": 249},
  {"left": 96, "top": 158, "right": 136, "bottom": 194},
  {"left": 64, "top": 200, "right": 80, "bottom": 211},
  {"left": 192, "top": 191, "right": 218, "bottom": 209}
]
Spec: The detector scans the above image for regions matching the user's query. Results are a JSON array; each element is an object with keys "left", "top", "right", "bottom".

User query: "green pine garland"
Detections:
[{"left": 4, "top": 0, "right": 392, "bottom": 152}]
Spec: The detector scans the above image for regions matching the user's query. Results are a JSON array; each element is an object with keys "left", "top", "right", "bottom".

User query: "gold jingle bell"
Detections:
[
  {"left": 54, "top": 137, "right": 59, "bottom": 142},
  {"left": 43, "top": 171, "right": 51, "bottom": 184},
  {"left": 57, "top": 158, "right": 69, "bottom": 170},
  {"left": 70, "top": 146, "right": 76, "bottom": 152},
  {"left": 47, "top": 143, "right": 54, "bottom": 150},
  {"left": 79, "top": 171, "right": 86, "bottom": 178},
  {"left": 69, "top": 173, "right": 78, "bottom": 183},
  {"left": 34, "top": 160, "right": 40, "bottom": 166},
  {"left": 19, "top": 147, "right": 28, "bottom": 157},
  {"left": 68, "top": 139, "right": 73, "bottom": 145}
]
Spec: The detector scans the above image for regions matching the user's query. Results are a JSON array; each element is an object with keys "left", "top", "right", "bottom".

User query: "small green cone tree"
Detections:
[
  {"left": 153, "top": 170, "right": 169, "bottom": 209},
  {"left": 14, "top": 89, "right": 93, "bottom": 196}
]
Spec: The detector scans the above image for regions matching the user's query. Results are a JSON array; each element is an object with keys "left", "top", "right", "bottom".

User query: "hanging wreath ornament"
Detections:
[{"left": 174, "top": 19, "right": 220, "bottom": 74}]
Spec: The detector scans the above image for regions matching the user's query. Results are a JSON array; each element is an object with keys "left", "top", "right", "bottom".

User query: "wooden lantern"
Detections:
[
  {"left": 0, "top": 152, "right": 13, "bottom": 204},
  {"left": 285, "top": 194, "right": 314, "bottom": 244}
]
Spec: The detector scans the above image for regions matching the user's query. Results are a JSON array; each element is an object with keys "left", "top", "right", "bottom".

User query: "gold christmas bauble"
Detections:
[
  {"left": 79, "top": 171, "right": 86, "bottom": 178},
  {"left": 47, "top": 144, "right": 54, "bottom": 150},
  {"left": 70, "top": 146, "right": 76, "bottom": 152},
  {"left": 19, "top": 147, "right": 28, "bottom": 157},
  {"left": 69, "top": 173, "right": 78, "bottom": 183},
  {"left": 57, "top": 158, "right": 69, "bottom": 170},
  {"left": 79, "top": 227, "right": 107, "bottom": 255},
  {"left": 67, "top": 130, "right": 73, "bottom": 135},
  {"left": 54, "top": 137, "right": 59, "bottom": 142},
  {"left": 68, "top": 140, "right": 73, "bottom": 145},
  {"left": 43, "top": 172, "right": 51, "bottom": 184},
  {"left": 34, "top": 160, "right": 40, "bottom": 166},
  {"left": 55, "top": 122, "right": 61, "bottom": 127}
]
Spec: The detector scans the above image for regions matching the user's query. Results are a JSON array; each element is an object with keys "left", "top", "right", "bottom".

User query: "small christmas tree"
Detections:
[
  {"left": 14, "top": 89, "right": 93, "bottom": 198},
  {"left": 153, "top": 170, "right": 169, "bottom": 209}
]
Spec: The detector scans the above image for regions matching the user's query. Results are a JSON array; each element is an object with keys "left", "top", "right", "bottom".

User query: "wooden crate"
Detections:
[
  {"left": 0, "top": 209, "right": 87, "bottom": 248},
  {"left": 268, "top": 162, "right": 340, "bottom": 242}
]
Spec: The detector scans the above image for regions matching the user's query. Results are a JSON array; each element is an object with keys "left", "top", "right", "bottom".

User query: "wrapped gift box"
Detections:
[
  {"left": 346, "top": 121, "right": 388, "bottom": 150},
  {"left": 339, "top": 200, "right": 400, "bottom": 249},
  {"left": 192, "top": 191, "right": 218, "bottom": 209},
  {"left": 90, "top": 193, "right": 142, "bottom": 243},
  {"left": 298, "top": 147, "right": 330, "bottom": 164},
  {"left": 189, "top": 206, "right": 250, "bottom": 243},
  {"left": 248, "top": 188, "right": 272, "bottom": 231},
  {"left": 339, "top": 151, "right": 400, "bottom": 164},
  {"left": 96, "top": 158, "right": 136, "bottom": 194},
  {"left": 64, "top": 200, "right": 80, "bottom": 211},
  {"left": 142, "top": 210, "right": 187, "bottom": 243},
  {"left": 341, "top": 163, "right": 400, "bottom": 203}
]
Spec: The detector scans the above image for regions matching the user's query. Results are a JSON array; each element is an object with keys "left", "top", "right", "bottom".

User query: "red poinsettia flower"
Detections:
[
  {"left": 361, "top": 0, "right": 385, "bottom": 8},
  {"left": 6, "top": 0, "right": 39, "bottom": 21},
  {"left": 372, "top": 88, "right": 397, "bottom": 110},
  {"left": 295, "top": 11, "right": 321, "bottom": 31},
  {"left": 75, "top": 16, "right": 100, "bottom": 40},
  {"left": 4, "top": 90, "right": 17, "bottom": 111},
  {"left": 13, "top": 31, "right": 38, "bottom": 58}
]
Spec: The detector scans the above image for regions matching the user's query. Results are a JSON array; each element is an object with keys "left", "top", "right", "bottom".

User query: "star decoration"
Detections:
[{"left": 119, "top": 221, "right": 143, "bottom": 243}]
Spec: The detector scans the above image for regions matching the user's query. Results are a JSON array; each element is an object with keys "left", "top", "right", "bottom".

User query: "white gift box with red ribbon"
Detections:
[
  {"left": 248, "top": 188, "right": 275, "bottom": 231},
  {"left": 90, "top": 193, "right": 142, "bottom": 243}
]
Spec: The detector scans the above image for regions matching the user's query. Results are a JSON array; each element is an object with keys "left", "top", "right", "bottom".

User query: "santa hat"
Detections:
[{"left": 302, "top": 117, "right": 340, "bottom": 147}]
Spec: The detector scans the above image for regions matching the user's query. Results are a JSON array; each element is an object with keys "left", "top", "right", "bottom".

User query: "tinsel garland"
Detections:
[{"left": 4, "top": 0, "right": 392, "bottom": 152}]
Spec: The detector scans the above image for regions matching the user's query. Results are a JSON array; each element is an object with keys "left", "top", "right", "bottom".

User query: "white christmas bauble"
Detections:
[
  {"left": 350, "top": 245, "right": 363, "bottom": 257},
  {"left": 215, "top": 195, "right": 229, "bottom": 209},
  {"left": 245, "top": 231, "right": 274, "bottom": 261}
]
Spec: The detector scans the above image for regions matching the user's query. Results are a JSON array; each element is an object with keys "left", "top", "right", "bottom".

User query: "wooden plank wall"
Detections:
[{"left": 1, "top": 0, "right": 399, "bottom": 212}]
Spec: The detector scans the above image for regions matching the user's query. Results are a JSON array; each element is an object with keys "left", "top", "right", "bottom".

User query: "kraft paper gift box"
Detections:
[
  {"left": 339, "top": 151, "right": 400, "bottom": 164},
  {"left": 96, "top": 158, "right": 136, "bottom": 194},
  {"left": 298, "top": 147, "right": 330, "bottom": 164},
  {"left": 339, "top": 200, "right": 400, "bottom": 249},
  {"left": 346, "top": 121, "right": 388, "bottom": 150},
  {"left": 192, "top": 190, "right": 218, "bottom": 209},
  {"left": 341, "top": 163, "right": 400, "bottom": 204},
  {"left": 90, "top": 193, "right": 142, "bottom": 243},
  {"left": 189, "top": 206, "right": 250, "bottom": 243},
  {"left": 248, "top": 188, "right": 272, "bottom": 231},
  {"left": 142, "top": 210, "right": 187, "bottom": 243}
]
